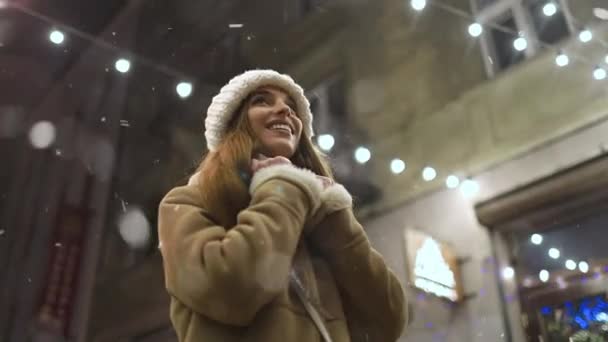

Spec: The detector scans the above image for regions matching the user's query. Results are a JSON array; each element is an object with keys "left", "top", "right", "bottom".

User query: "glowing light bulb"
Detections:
[
  {"left": 531, "top": 234, "right": 543, "bottom": 245},
  {"left": 115, "top": 58, "right": 131, "bottom": 73},
  {"left": 446, "top": 175, "right": 460, "bottom": 189},
  {"left": 49, "top": 30, "right": 65, "bottom": 45},
  {"left": 411, "top": 0, "right": 426, "bottom": 11},
  {"left": 555, "top": 53, "right": 569, "bottom": 67},
  {"left": 513, "top": 37, "right": 528, "bottom": 51},
  {"left": 354, "top": 147, "right": 371, "bottom": 164},
  {"left": 579, "top": 30, "right": 592, "bottom": 43},
  {"left": 539, "top": 269, "right": 550, "bottom": 282},
  {"left": 543, "top": 2, "right": 557, "bottom": 16},
  {"left": 593, "top": 67, "right": 606, "bottom": 80},
  {"left": 422, "top": 167, "right": 437, "bottom": 181},
  {"left": 468, "top": 23, "right": 483, "bottom": 37},
  {"left": 318, "top": 134, "right": 335, "bottom": 152},
  {"left": 548, "top": 248, "right": 560, "bottom": 259},
  {"left": 390, "top": 159, "right": 406, "bottom": 174},
  {"left": 460, "top": 179, "right": 480, "bottom": 197},
  {"left": 176, "top": 82, "right": 193, "bottom": 98},
  {"left": 502, "top": 267, "right": 515, "bottom": 279},
  {"left": 565, "top": 259, "right": 577, "bottom": 271}
]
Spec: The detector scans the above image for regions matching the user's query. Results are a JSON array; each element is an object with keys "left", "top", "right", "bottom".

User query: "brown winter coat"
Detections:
[{"left": 158, "top": 163, "right": 407, "bottom": 341}]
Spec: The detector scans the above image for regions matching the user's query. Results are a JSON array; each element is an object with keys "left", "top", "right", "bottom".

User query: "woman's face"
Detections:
[{"left": 246, "top": 86, "right": 303, "bottom": 158}]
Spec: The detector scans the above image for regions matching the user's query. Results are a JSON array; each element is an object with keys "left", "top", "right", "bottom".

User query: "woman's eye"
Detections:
[{"left": 252, "top": 95, "right": 269, "bottom": 105}]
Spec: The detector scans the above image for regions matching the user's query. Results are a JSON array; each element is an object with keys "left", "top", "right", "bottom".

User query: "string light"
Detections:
[
  {"left": 317, "top": 134, "right": 335, "bottom": 152},
  {"left": 49, "top": 30, "right": 64, "bottom": 45},
  {"left": 566, "top": 259, "right": 577, "bottom": 270},
  {"left": 593, "top": 67, "right": 607, "bottom": 80},
  {"left": 354, "top": 147, "right": 371, "bottom": 164},
  {"left": 176, "top": 82, "right": 193, "bottom": 98},
  {"left": 445, "top": 175, "right": 460, "bottom": 189},
  {"left": 548, "top": 248, "right": 561, "bottom": 259},
  {"left": 460, "top": 179, "right": 479, "bottom": 197},
  {"left": 531, "top": 234, "right": 543, "bottom": 245},
  {"left": 579, "top": 261, "right": 589, "bottom": 273},
  {"left": 513, "top": 37, "right": 528, "bottom": 51},
  {"left": 422, "top": 166, "right": 437, "bottom": 181},
  {"left": 555, "top": 52, "right": 569, "bottom": 67},
  {"left": 115, "top": 58, "right": 131, "bottom": 73},
  {"left": 390, "top": 158, "right": 406, "bottom": 174},
  {"left": 468, "top": 23, "right": 483, "bottom": 37},
  {"left": 578, "top": 29, "right": 593, "bottom": 43},
  {"left": 539, "top": 269, "right": 550, "bottom": 282},
  {"left": 502, "top": 266, "right": 515, "bottom": 279},
  {"left": 411, "top": 0, "right": 426, "bottom": 11},
  {"left": 542, "top": 2, "right": 557, "bottom": 17},
  {"left": 14, "top": 0, "right": 608, "bottom": 197}
]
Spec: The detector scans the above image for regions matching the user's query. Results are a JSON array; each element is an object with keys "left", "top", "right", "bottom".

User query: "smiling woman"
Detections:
[
  {"left": 246, "top": 86, "right": 303, "bottom": 159},
  {"left": 157, "top": 69, "right": 407, "bottom": 342}
]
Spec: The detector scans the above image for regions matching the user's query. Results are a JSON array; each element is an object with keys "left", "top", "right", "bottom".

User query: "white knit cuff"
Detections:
[{"left": 249, "top": 164, "right": 323, "bottom": 210}]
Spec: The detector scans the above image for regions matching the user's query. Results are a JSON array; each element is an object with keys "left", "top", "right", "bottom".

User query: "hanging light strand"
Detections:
[
  {"left": 425, "top": 0, "right": 605, "bottom": 67},
  {"left": 8, "top": 2, "right": 191, "bottom": 80}
]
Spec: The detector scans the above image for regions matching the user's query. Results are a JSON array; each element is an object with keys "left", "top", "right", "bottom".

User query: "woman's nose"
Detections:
[{"left": 275, "top": 102, "right": 294, "bottom": 116}]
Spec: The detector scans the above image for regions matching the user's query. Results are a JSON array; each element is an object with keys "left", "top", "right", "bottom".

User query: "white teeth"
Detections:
[{"left": 269, "top": 124, "right": 291, "bottom": 133}]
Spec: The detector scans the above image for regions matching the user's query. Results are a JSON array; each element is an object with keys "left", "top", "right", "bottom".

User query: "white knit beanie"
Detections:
[{"left": 204, "top": 69, "right": 314, "bottom": 151}]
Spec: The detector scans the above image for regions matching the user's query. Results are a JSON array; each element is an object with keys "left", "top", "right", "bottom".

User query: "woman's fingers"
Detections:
[
  {"left": 251, "top": 158, "right": 260, "bottom": 172},
  {"left": 316, "top": 175, "right": 334, "bottom": 189},
  {"left": 251, "top": 156, "right": 292, "bottom": 172}
]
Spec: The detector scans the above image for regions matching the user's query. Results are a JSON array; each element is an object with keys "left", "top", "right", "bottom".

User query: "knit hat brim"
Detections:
[{"left": 204, "top": 69, "right": 314, "bottom": 151}]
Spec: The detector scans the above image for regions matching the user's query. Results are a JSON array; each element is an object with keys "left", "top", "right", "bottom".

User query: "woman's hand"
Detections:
[
  {"left": 316, "top": 175, "right": 334, "bottom": 190},
  {"left": 251, "top": 154, "right": 292, "bottom": 173},
  {"left": 251, "top": 154, "right": 334, "bottom": 190}
]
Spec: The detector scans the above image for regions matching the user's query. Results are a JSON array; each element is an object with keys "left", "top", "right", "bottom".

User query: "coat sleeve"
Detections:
[
  {"left": 310, "top": 205, "right": 407, "bottom": 341},
  {"left": 158, "top": 164, "right": 323, "bottom": 326}
]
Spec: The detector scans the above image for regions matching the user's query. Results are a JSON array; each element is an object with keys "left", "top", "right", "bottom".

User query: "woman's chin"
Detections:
[{"left": 260, "top": 141, "right": 296, "bottom": 158}]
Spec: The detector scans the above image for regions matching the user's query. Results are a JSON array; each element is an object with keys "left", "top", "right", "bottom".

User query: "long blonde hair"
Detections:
[{"left": 192, "top": 93, "right": 333, "bottom": 227}]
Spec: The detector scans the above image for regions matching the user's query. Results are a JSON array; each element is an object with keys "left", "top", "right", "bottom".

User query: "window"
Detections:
[
  {"left": 473, "top": 0, "right": 575, "bottom": 76},
  {"left": 489, "top": 11, "right": 525, "bottom": 70},
  {"left": 526, "top": 0, "right": 570, "bottom": 45}
]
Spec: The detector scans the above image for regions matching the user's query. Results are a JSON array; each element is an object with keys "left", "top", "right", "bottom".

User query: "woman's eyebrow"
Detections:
[
  {"left": 250, "top": 89, "right": 270, "bottom": 97},
  {"left": 250, "top": 89, "right": 296, "bottom": 108}
]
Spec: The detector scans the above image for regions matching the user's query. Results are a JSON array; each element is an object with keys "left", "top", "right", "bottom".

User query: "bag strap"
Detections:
[{"left": 289, "top": 269, "right": 333, "bottom": 342}]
